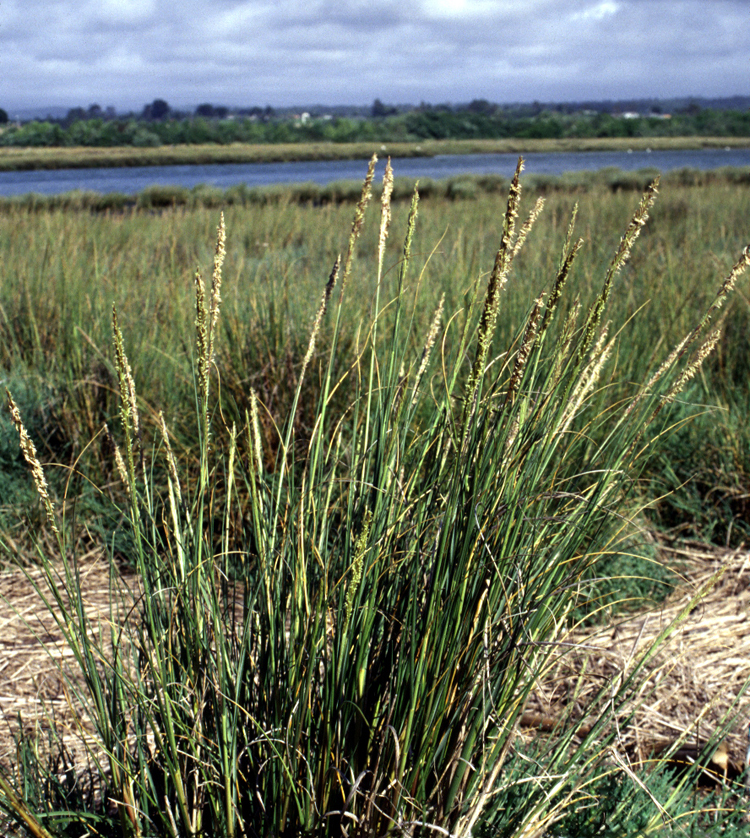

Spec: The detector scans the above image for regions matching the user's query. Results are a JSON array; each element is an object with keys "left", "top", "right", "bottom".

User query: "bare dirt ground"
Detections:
[
  {"left": 1, "top": 539, "right": 750, "bottom": 808},
  {"left": 520, "top": 540, "right": 750, "bottom": 781},
  {"left": 0, "top": 551, "right": 138, "bottom": 771}
]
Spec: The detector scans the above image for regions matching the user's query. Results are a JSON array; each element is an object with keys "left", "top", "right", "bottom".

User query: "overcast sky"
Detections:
[{"left": 2, "top": 0, "right": 749, "bottom": 114}]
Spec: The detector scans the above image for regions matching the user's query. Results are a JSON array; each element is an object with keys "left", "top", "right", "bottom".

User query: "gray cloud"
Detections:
[{"left": 2, "top": 0, "right": 748, "bottom": 112}]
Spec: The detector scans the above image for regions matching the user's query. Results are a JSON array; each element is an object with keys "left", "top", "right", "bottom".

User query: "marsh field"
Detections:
[
  {"left": 2, "top": 161, "right": 750, "bottom": 837},
  {"left": 2, "top": 135, "right": 749, "bottom": 172}
]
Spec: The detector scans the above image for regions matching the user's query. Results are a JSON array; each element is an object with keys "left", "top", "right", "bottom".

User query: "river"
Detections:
[{"left": 0, "top": 146, "right": 748, "bottom": 197}]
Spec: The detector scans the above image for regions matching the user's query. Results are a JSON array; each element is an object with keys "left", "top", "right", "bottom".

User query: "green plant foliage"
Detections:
[
  {"left": 2, "top": 105, "right": 749, "bottom": 152},
  {"left": 1, "top": 162, "right": 750, "bottom": 836}
]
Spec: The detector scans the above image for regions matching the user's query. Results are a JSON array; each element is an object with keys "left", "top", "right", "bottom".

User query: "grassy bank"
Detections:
[
  {"left": 0, "top": 135, "right": 748, "bottom": 172},
  {"left": 2, "top": 158, "right": 750, "bottom": 836}
]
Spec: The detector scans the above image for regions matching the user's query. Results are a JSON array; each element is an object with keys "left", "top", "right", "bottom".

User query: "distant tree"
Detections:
[
  {"left": 466, "top": 99, "right": 497, "bottom": 115},
  {"left": 131, "top": 127, "right": 162, "bottom": 146},
  {"left": 372, "top": 98, "right": 397, "bottom": 118},
  {"left": 143, "top": 99, "right": 170, "bottom": 120},
  {"left": 67, "top": 117, "right": 107, "bottom": 146},
  {"left": 194, "top": 104, "right": 228, "bottom": 119},
  {"left": 183, "top": 116, "right": 214, "bottom": 143},
  {"left": 65, "top": 107, "right": 87, "bottom": 126},
  {"left": 0, "top": 108, "right": 9, "bottom": 124},
  {"left": 87, "top": 104, "right": 102, "bottom": 118},
  {"left": 215, "top": 117, "right": 240, "bottom": 142},
  {"left": 11, "top": 120, "right": 65, "bottom": 146}
]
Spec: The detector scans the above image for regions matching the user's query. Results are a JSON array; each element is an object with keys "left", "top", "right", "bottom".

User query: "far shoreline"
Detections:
[{"left": 0, "top": 136, "right": 748, "bottom": 172}]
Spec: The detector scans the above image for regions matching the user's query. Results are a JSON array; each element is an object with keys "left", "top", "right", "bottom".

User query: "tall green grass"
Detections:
[
  {"left": 2, "top": 174, "right": 750, "bottom": 554},
  {"left": 2, "top": 158, "right": 749, "bottom": 836}
]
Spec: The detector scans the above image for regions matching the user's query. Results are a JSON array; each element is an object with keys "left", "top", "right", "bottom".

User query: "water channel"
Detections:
[{"left": 0, "top": 146, "right": 748, "bottom": 197}]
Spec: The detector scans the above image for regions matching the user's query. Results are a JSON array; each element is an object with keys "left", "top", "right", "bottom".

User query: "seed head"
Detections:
[{"left": 6, "top": 389, "right": 58, "bottom": 533}]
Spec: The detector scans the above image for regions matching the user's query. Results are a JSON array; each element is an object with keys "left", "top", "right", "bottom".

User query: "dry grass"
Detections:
[
  {"left": 521, "top": 539, "right": 750, "bottom": 781},
  {"left": 0, "top": 554, "right": 138, "bottom": 771}
]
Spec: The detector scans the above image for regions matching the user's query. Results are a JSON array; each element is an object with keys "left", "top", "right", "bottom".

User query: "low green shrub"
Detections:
[
  {"left": 136, "top": 184, "right": 191, "bottom": 208},
  {"left": 446, "top": 176, "right": 479, "bottom": 200}
]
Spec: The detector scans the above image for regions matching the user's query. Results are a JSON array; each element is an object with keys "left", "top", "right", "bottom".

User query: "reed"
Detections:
[{"left": 2, "top": 158, "right": 749, "bottom": 836}]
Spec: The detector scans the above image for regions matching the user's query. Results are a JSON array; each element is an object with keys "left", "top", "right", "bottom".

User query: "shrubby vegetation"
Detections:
[{"left": 1, "top": 101, "right": 749, "bottom": 148}]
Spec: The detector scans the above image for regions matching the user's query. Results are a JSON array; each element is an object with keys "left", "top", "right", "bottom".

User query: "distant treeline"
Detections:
[{"left": 1, "top": 101, "right": 750, "bottom": 147}]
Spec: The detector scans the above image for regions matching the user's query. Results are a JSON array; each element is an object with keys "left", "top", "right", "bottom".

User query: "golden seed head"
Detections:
[
  {"left": 414, "top": 293, "right": 445, "bottom": 395},
  {"left": 664, "top": 329, "right": 721, "bottom": 405},
  {"left": 511, "top": 196, "right": 545, "bottom": 260},
  {"left": 112, "top": 305, "right": 139, "bottom": 440},
  {"left": 377, "top": 158, "right": 394, "bottom": 269},
  {"left": 195, "top": 266, "right": 209, "bottom": 402},
  {"left": 6, "top": 389, "right": 58, "bottom": 533},
  {"left": 209, "top": 213, "right": 225, "bottom": 339},
  {"left": 111, "top": 306, "right": 140, "bottom": 490},
  {"left": 250, "top": 388, "right": 263, "bottom": 475},
  {"left": 344, "top": 508, "right": 372, "bottom": 627},
  {"left": 104, "top": 423, "right": 130, "bottom": 490},
  {"left": 340, "top": 154, "right": 377, "bottom": 297},
  {"left": 506, "top": 292, "right": 545, "bottom": 405}
]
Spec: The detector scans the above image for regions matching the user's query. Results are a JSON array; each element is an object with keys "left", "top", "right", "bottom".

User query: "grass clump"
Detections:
[{"left": 1, "top": 158, "right": 749, "bottom": 837}]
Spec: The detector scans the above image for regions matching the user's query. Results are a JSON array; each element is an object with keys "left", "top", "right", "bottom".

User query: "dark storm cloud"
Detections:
[{"left": 2, "top": 0, "right": 748, "bottom": 112}]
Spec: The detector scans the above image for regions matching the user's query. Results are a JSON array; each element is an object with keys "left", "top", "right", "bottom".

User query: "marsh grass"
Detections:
[
  {"left": 2, "top": 158, "right": 750, "bottom": 836},
  {"left": 1, "top": 175, "right": 750, "bottom": 556},
  {"left": 1, "top": 165, "right": 749, "bottom": 217},
  {"left": 1, "top": 136, "right": 749, "bottom": 174}
]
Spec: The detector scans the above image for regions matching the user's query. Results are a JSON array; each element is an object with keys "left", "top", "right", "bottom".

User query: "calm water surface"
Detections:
[{"left": 0, "top": 147, "right": 748, "bottom": 197}]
